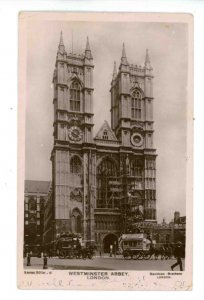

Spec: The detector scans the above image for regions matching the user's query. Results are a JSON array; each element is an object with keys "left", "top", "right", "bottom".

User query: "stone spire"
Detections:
[
  {"left": 121, "top": 43, "right": 128, "bottom": 65},
  {"left": 85, "top": 36, "right": 93, "bottom": 59},
  {"left": 144, "top": 48, "right": 152, "bottom": 69},
  {"left": 58, "top": 31, "right": 65, "bottom": 54},
  {"left": 112, "top": 61, "right": 117, "bottom": 80}
]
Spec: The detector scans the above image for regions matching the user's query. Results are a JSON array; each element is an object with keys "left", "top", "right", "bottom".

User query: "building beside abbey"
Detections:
[{"left": 35, "top": 33, "right": 157, "bottom": 251}]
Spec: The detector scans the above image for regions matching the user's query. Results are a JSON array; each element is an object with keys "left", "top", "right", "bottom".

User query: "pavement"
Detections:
[{"left": 24, "top": 256, "right": 185, "bottom": 271}]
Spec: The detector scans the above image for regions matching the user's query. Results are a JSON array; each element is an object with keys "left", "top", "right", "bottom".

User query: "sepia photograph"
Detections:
[{"left": 18, "top": 12, "right": 193, "bottom": 290}]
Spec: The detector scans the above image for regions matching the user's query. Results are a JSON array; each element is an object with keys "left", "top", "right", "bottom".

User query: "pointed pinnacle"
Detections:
[
  {"left": 86, "top": 36, "right": 91, "bottom": 51},
  {"left": 145, "top": 48, "right": 150, "bottom": 63},
  {"left": 59, "top": 31, "right": 64, "bottom": 46},
  {"left": 122, "top": 43, "right": 127, "bottom": 58},
  {"left": 58, "top": 31, "right": 65, "bottom": 54},
  {"left": 85, "top": 36, "right": 93, "bottom": 59},
  {"left": 121, "top": 43, "right": 128, "bottom": 65},
  {"left": 144, "top": 48, "right": 152, "bottom": 69}
]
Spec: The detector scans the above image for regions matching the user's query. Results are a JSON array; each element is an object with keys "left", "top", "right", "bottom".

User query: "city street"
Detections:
[{"left": 24, "top": 256, "right": 185, "bottom": 271}]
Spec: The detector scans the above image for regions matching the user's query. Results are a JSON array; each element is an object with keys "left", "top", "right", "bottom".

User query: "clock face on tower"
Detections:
[
  {"left": 131, "top": 133, "right": 143, "bottom": 147},
  {"left": 68, "top": 126, "right": 83, "bottom": 142}
]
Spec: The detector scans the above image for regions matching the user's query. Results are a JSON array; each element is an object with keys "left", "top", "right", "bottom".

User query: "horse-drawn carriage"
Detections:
[
  {"left": 118, "top": 233, "right": 152, "bottom": 259},
  {"left": 118, "top": 233, "right": 174, "bottom": 260},
  {"left": 47, "top": 233, "right": 95, "bottom": 259}
]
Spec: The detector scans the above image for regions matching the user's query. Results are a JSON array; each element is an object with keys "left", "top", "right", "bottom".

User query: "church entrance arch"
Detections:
[{"left": 103, "top": 234, "right": 118, "bottom": 253}]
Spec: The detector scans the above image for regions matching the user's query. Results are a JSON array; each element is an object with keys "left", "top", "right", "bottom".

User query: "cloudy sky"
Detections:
[{"left": 25, "top": 17, "right": 188, "bottom": 222}]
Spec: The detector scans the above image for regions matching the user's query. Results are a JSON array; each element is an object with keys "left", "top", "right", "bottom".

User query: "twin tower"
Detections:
[{"left": 47, "top": 32, "right": 157, "bottom": 250}]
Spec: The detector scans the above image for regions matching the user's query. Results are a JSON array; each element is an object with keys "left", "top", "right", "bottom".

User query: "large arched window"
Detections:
[
  {"left": 70, "top": 156, "right": 82, "bottom": 174},
  {"left": 131, "top": 158, "right": 143, "bottom": 177},
  {"left": 72, "top": 208, "right": 82, "bottom": 233},
  {"left": 96, "top": 158, "right": 118, "bottom": 208},
  {"left": 70, "top": 81, "right": 81, "bottom": 112},
  {"left": 131, "top": 89, "right": 142, "bottom": 119}
]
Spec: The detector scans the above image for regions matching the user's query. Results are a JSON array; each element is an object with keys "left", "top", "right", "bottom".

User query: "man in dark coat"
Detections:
[{"left": 171, "top": 241, "right": 183, "bottom": 271}]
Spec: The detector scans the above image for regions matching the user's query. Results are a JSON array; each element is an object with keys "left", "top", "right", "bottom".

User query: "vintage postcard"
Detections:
[{"left": 18, "top": 12, "right": 193, "bottom": 290}]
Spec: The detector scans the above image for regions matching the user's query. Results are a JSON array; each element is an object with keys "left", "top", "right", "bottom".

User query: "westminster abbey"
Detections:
[{"left": 43, "top": 33, "right": 157, "bottom": 251}]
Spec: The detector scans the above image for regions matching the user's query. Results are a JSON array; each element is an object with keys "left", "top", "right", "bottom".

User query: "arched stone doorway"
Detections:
[{"left": 103, "top": 234, "right": 118, "bottom": 253}]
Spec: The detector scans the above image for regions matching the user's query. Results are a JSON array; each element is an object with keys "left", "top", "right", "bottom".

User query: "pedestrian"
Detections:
[
  {"left": 171, "top": 241, "right": 183, "bottom": 271},
  {"left": 113, "top": 241, "right": 117, "bottom": 258},
  {"left": 110, "top": 245, "right": 113, "bottom": 257},
  {"left": 168, "top": 244, "right": 173, "bottom": 259}
]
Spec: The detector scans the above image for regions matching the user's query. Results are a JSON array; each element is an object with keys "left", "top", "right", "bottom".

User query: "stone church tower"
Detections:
[
  {"left": 49, "top": 33, "right": 157, "bottom": 250},
  {"left": 51, "top": 33, "right": 95, "bottom": 243},
  {"left": 110, "top": 44, "right": 156, "bottom": 223}
]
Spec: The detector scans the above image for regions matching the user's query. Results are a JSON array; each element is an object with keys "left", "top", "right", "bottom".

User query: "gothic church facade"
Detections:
[{"left": 49, "top": 33, "right": 157, "bottom": 250}]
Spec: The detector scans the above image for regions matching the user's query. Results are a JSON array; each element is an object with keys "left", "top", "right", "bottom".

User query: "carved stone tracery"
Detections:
[{"left": 70, "top": 188, "right": 83, "bottom": 202}]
